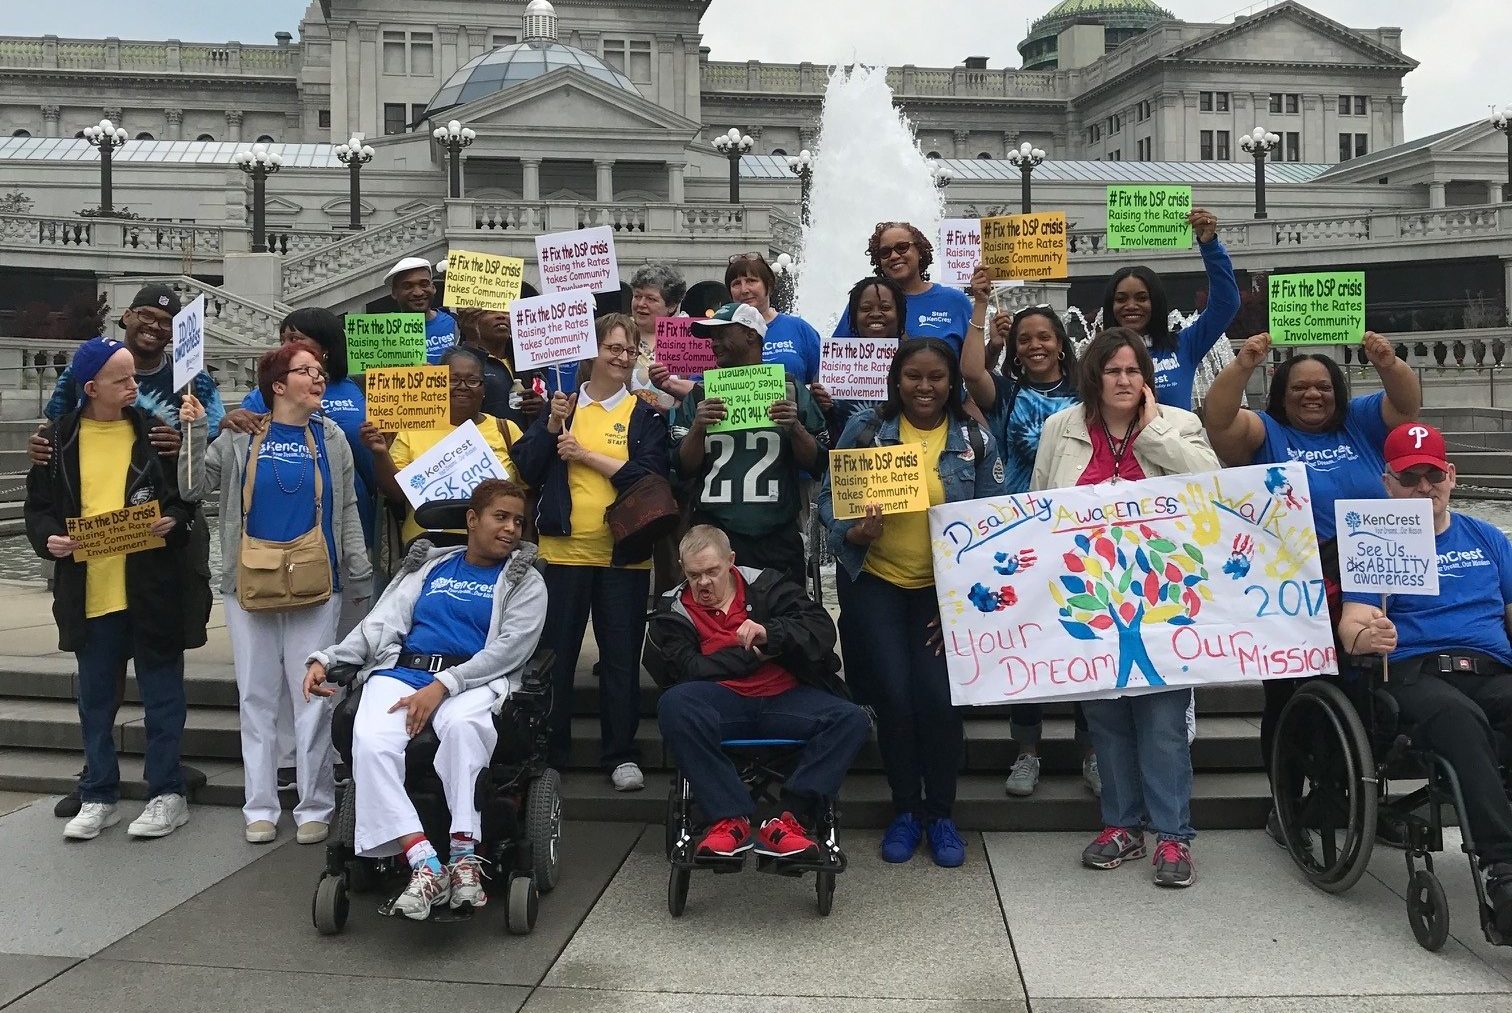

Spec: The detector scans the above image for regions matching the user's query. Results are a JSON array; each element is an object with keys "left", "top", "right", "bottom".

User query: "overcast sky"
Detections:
[{"left": 7, "top": 1, "right": 1506, "bottom": 140}]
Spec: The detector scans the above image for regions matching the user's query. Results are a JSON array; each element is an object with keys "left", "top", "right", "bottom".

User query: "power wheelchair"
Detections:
[
  {"left": 1270, "top": 661, "right": 1511, "bottom": 951},
  {"left": 310, "top": 499, "right": 563, "bottom": 936},
  {"left": 664, "top": 739, "right": 847, "bottom": 918}
]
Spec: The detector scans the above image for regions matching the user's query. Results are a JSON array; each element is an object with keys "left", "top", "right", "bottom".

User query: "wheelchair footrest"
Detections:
[
  {"left": 378, "top": 893, "right": 477, "bottom": 922},
  {"left": 755, "top": 847, "right": 847, "bottom": 878}
]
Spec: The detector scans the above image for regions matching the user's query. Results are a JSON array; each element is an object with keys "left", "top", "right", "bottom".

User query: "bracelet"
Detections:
[
  {"left": 1349, "top": 626, "right": 1368, "bottom": 654},
  {"left": 968, "top": 321, "right": 985, "bottom": 331}
]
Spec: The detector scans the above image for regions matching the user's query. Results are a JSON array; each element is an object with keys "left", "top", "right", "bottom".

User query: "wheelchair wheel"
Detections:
[
  {"left": 526, "top": 767, "right": 563, "bottom": 894},
  {"left": 1271, "top": 679, "right": 1377, "bottom": 894},
  {"left": 668, "top": 865, "right": 691, "bottom": 918},
  {"left": 504, "top": 873, "right": 539, "bottom": 936},
  {"left": 815, "top": 871, "right": 835, "bottom": 917},
  {"left": 1407, "top": 870, "right": 1450, "bottom": 951},
  {"left": 312, "top": 874, "right": 349, "bottom": 936}
]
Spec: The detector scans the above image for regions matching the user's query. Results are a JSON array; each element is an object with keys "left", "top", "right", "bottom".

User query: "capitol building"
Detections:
[{"left": 0, "top": 0, "right": 1509, "bottom": 357}]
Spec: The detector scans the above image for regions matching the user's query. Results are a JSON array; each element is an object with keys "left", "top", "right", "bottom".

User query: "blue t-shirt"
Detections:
[
  {"left": 374, "top": 554, "right": 506, "bottom": 690},
  {"left": 1253, "top": 390, "right": 1389, "bottom": 542},
  {"left": 241, "top": 379, "right": 376, "bottom": 546},
  {"left": 425, "top": 310, "right": 459, "bottom": 363},
  {"left": 1143, "top": 238, "right": 1240, "bottom": 410},
  {"left": 245, "top": 421, "right": 338, "bottom": 587},
  {"left": 761, "top": 313, "right": 822, "bottom": 384},
  {"left": 987, "top": 372, "right": 1079, "bottom": 494},
  {"left": 1343, "top": 513, "right": 1512, "bottom": 668},
  {"left": 833, "top": 282, "right": 973, "bottom": 358}
]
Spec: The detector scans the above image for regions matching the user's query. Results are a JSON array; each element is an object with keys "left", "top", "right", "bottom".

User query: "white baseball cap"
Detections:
[
  {"left": 690, "top": 301, "right": 767, "bottom": 339},
  {"left": 383, "top": 256, "right": 433, "bottom": 284}
]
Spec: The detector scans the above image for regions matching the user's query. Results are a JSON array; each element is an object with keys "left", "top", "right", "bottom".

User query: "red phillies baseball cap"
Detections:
[{"left": 1384, "top": 422, "right": 1448, "bottom": 473}]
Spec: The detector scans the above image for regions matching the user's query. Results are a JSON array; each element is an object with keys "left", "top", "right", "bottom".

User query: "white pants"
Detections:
[
  {"left": 224, "top": 596, "right": 340, "bottom": 826},
  {"left": 351, "top": 675, "right": 499, "bottom": 858},
  {"left": 275, "top": 588, "right": 365, "bottom": 769}
]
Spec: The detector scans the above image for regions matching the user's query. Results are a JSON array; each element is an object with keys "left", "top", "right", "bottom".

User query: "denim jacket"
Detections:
[{"left": 818, "top": 408, "right": 1006, "bottom": 580}]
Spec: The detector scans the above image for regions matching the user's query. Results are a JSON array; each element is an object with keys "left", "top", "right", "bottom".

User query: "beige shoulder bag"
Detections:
[{"left": 235, "top": 422, "right": 333, "bottom": 612}]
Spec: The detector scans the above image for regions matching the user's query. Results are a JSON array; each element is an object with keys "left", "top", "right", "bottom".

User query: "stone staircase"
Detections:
[{"left": 0, "top": 642, "right": 1272, "bottom": 830}]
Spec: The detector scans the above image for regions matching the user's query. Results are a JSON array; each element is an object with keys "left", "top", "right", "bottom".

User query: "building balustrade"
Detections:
[
  {"left": 702, "top": 61, "right": 1064, "bottom": 100},
  {"left": 0, "top": 35, "right": 299, "bottom": 75}
]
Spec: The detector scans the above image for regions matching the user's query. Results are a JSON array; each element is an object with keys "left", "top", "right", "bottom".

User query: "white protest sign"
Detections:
[
  {"left": 930, "top": 463, "right": 1336, "bottom": 706},
  {"left": 171, "top": 294, "right": 205, "bottom": 391},
  {"left": 1335, "top": 498, "right": 1439, "bottom": 597},
  {"left": 509, "top": 289, "right": 597, "bottom": 371},
  {"left": 536, "top": 225, "right": 620, "bottom": 295},
  {"left": 395, "top": 419, "right": 510, "bottom": 510},
  {"left": 938, "top": 219, "right": 981, "bottom": 287},
  {"left": 817, "top": 336, "right": 896, "bottom": 402}
]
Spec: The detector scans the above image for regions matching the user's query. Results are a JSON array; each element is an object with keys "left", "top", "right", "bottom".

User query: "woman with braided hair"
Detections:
[{"left": 831, "top": 222, "right": 973, "bottom": 357}]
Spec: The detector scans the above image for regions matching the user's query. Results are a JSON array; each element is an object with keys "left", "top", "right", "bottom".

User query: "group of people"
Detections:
[{"left": 22, "top": 212, "right": 1512, "bottom": 929}]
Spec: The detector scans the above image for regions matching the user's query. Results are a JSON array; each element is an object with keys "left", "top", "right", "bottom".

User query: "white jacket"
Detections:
[{"left": 1031, "top": 404, "right": 1220, "bottom": 492}]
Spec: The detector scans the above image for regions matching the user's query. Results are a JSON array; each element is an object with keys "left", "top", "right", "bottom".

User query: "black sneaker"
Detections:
[
  {"left": 54, "top": 768, "right": 85, "bottom": 818},
  {"left": 277, "top": 767, "right": 297, "bottom": 793},
  {"left": 1265, "top": 807, "right": 1286, "bottom": 848},
  {"left": 1487, "top": 862, "right": 1512, "bottom": 938}
]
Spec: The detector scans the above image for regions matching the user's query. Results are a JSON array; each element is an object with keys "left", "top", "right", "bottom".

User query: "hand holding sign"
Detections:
[
  {"left": 1351, "top": 609, "right": 1398, "bottom": 655},
  {"left": 1237, "top": 332, "right": 1271, "bottom": 370},
  {"left": 703, "top": 365, "right": 785, "bottom": 433},
  {"left": 172, "top": 295, "right": 205, "bottom": 392},
  {"left": 1361, "top": 331, "right": 1396, "bottom": 369}
]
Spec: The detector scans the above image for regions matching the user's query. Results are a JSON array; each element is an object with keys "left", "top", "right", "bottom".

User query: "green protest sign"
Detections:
[
  {"left": 704, "top": 364, "right": 786, "bottom": 433},
  {"left": 345, "top": 313, "right": 427, "bottom": 372},
  {"left": 1267, "top": 272, "right": 1366, "bottom": 345},
  {"left": 1105, "top": 185, "right": 1192, "bottom": 249}
]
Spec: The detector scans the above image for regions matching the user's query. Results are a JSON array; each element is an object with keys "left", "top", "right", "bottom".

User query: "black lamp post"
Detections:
[
  {"left": 235, "top": 144, "right": 283, "bottom": 253},
  {"left": 713, "top": 127, "right": 753, "bottom": 204},
  {"left": 786, "top": 148, "right": 814, "bottom": 225},
  {"left": 1007, "top": 141, "right": 1046, "bottom": 214},
  {"left": 1240, "top": 126, "right": 1280, "bottom": 219},
  {"left": 1492, "top": 105, "right": 1512, "bottom": 203},
  {"left": 431, "top": 119, "right": 476, "bottom": 199},
  {"left": 929, "top": 160, "right": 954, "bottom": 190},
  {"left": 81, "top": 119, "right": 128, "bottom": 215},
  {"left": 335, "top": 135, "right": 374, "bottom": 230}
]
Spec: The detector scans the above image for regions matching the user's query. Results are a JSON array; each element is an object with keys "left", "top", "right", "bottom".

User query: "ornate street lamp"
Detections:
[
  {"left": 1491, "top": 105, "right": 1512, "bottom": 203},
  {"left": 1240, "top": 126, "right": 1280, "bottom": 219},
  {"left": 81, "top": 118, "right": 128, "bottom": 215},
  {"left": 334, "top": 135, "right": 375, "bottom": 231},
  {"left": 431, "top": 119, "right": 476, "bottom": 199},
  {"left": 771, "top": 252, "right": 797, "bottom": 312},
  {"left": 928, "top": 159, "right": 954, "bottom": 190},
  {"left": 235, "top": 143, "right": 283, "bottom": 253},
  {"left": 786, "top": 148, "right": 814, "bottom": 225},
  {"left": 713, "top": 127, "right": 754, "bottom": 204},
  {"left": 1007, "top": 141, "right": 1046, "bottom": 214}
]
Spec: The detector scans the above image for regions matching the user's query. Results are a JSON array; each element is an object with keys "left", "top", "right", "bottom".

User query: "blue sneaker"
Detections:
[
  {"left": 927, "top": 818, "right": 967, "bottom": 868},
  {"left": 879, "top": 812, "right": 923, "bottom": 863}
]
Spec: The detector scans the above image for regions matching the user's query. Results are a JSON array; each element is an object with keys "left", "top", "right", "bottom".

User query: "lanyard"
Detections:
[{"left": 1100, "top": 417, "right": 1139, "bottom": 482}]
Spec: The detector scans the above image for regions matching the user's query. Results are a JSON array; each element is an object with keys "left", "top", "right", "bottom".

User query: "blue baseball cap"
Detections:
[{"left": 72, "top": 337, "right": 128, "bottom": 388}]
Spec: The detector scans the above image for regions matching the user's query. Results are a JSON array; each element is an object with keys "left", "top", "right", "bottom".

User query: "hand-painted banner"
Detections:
[{"left": 928, "top": 463, "right": 1336, "bottom": 706}]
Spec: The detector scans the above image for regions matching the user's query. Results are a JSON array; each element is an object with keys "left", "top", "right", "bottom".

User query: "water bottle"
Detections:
[{"left": 508, "top": 378, "right": 525, "bottom": 411}]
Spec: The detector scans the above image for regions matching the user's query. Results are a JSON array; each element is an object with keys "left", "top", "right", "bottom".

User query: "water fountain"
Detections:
[{"left": 792, "top": 66, "right": 945, "bottom": 335}]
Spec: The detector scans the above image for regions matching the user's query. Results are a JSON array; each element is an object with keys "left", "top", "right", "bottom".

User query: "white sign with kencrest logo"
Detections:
[
  {"left": 1335, "top": 498, "right": 1439, "bottom": 597},
  {"left": 396, "top": 419, "right": 510, "bottom": 510}
]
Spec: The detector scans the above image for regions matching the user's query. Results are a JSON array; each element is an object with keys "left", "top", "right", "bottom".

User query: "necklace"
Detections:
[
  {"left": 269, "top": 426, "right": 309, "bottom": 495},
  {"left": 1100, "top": 417, "right": 1139, "bottom": 481}
]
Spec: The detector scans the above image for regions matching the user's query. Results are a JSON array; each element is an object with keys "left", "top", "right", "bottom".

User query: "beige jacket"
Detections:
[{"left": 1030, "top": 404, "right": 1220, "bottom": 491}]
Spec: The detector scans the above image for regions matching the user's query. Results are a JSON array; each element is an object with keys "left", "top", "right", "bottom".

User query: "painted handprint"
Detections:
[
  {"left": 1222, "top": 534, "right": 1254, "bottom": 578},
  {"left": 993, "top": 547, "right": 1037, "bottom": 576},
  {"left": 1263, "top": 538, "right": 1310, "bottom": 581},
  {"left": 1182, "top": 482, "right": 1223, "bottom": 547},
  {"left": 1265, "top": 467, "right": 1305, "bottom": 510},
  {"left": 968, "top": 583, "right": 1020, "bottom": 613}
]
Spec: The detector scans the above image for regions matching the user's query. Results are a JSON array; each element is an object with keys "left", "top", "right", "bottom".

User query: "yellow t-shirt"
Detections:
[
  {"left": 389, "top": 413, "right": 520, "bottom": 545},
  {"left": 78, "top": 417, "right": 136, "bottom": 618},
  {"left": 862, "top": 417, "right": 948, "bottom": 590},
  {"left": 539, "top": 388, "right": 647, "bottom": 569}
]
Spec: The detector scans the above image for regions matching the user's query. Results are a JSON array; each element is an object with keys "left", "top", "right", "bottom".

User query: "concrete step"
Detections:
[
  {"left": 0, "top": 746, "right": 1274, "bottom": 831},
  {"left": 1441, "top": 431, "right": 1512, "bottom": 451}
]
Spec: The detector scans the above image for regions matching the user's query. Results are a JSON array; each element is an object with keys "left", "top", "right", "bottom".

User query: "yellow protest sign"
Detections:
[
  {"left": 980, "top": 211, "right": 1068, "bottom": 281},
  {"left": 365, "top": 365, "right": 451, "bottom": 432},
  {"left": 444, "top": 249, "right": 526, "bottom": 310},
  {"left": 67, "top": 502, "right": 164, "bottom": 561},
  {"left": 827, "top": 443, "right": 930, "bottom": 521}
]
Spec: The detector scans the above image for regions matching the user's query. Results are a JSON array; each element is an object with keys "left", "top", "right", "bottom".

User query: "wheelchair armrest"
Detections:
[
  {"left": 515, "top": 648, "right": 556, "bottom": 696},
  {"left": 327, "top": 663, "right": 361, "bottom": 688}
]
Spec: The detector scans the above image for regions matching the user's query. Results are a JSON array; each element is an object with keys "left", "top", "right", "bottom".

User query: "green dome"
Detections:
[{"left": 1020, "top": 0, "right": 1173, "bottom": 70}]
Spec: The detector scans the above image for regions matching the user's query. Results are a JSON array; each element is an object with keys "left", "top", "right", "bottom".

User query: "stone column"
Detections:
[
  {"left": 1428, "top": 181, "right": 1446, "bottom": 209},
  {"left": 798, "top": 127, "right": 816, "bottom": 151},
  {"left": 41, "top": 104, "right": 60, "bottom": 135},
  {"left": 225, "top": 109, "right": 243, "bottom": 143},
  {"left": 1488, "top": 181, "right": 1506, "bottom": 206},
  {"left": 357, "top": 23, "right": 380, "bottom": 140},
  {"left": 953, "top": 129, "right": 970, "bottom": 158},
  {"left": 595, "top": 160, "right": 614, "bottom": 203},
  {"left": 1503, "top": 257, "right": 1512, "bottom": 326},
  {"left": 667, "top": 162, "right": 686, "bottom": 204},
  {"left": 522, "top": 157, "right": 541, "bottom": 202},
  {"left": 165, "top": 108, "right": 183, "bottom": 141},
  {"left": 1001, "top": 131, "right": 1015, "bottom": 158}
]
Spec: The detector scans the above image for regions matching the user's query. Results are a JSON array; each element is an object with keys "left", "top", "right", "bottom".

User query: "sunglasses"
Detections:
[
  {"left": 727, "top": 252, "right": 767, "bottom": 265},
  {"left": 1389, "top": 467, "right": 1448, "bottom": 486},
  {"left": 877, "top": 241, "right": 916, "bottom": 259}
]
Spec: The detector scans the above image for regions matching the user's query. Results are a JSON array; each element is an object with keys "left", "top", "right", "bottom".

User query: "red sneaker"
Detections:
[
  {"left": 695, "top": 817, "right": 753, "bottom": 857},
  {"left": 756, "top": 811, "right": 819, "bottom": 860}
]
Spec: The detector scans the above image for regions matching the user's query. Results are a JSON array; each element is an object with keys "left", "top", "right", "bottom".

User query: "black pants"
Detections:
[
  {"left": 1387, "top": 668, "right": 1512, "bottom": 863},
  {"left": 693, "top": 515, "right": 807, "bottom": 592}
]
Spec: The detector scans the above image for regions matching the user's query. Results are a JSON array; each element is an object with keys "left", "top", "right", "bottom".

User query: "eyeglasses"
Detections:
[
  {"left": 283, "top": 365, "right": 328, "bottom": 382},
  {"left": 1389, "top": 467, "right": 1448, "bottom": 486},
  {"left": 134, "top": 312, "right": 173, "bottom": 333},
  {"left": 601, "top": 343, "right": 637, "bottom": 361},
  {"left": 877, "top": 241, "right": 916, "bottom": 259},
  {"left": 447, "top": 376, "right": 483, "bottom": 390},
  {"left": 727, "top": 252, "right": 766, "bottom": 265}
]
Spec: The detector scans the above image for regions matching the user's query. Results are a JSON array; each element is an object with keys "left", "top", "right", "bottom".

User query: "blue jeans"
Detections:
[
  {"left": 1083, "top": 688, "right": 1194, "bottom": 841},
  {"left": 76, "top": 611, "right": 186, "bottom": 804},
  {"left": 1009, "top": 702, "right": 1091, "bottom": 751},
  {"left": 838, "top": 568, "right": 961, "bottom": 819},
  {"left": 541, "top": 563, "right": 649, "bottom": 770},
  {"left": 658, "top": 681, "right": 870, "bottom": 821}
]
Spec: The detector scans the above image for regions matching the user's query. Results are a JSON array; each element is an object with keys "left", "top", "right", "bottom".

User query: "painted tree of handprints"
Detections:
[{"left": 1048, "top": 524, "right": 1212, "bottom": 688}]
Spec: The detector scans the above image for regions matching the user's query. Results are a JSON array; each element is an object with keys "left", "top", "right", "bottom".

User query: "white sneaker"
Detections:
[
  {"left": 392, "top": 865, "right": 451, "bottom": 921},
  {"left": 64, "top": 802, "right": 120, "bottom": 840},
  {"left": 610, "top": 762, "right": 644, "bottom": 792},
  {"left": 128, "top": 794, "right": 189, "bottom": 838},
  {"left": 448, "top": 854, "right": 489, "bottom": 909},
  {"left": 245, "top": 820, "right": 278, "bottom": 844},
  {"left": 1083, "top": 754, "right": 1102, "bottom": 797}
]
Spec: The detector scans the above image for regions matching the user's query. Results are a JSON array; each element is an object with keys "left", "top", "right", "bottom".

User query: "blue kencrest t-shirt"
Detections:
[
  {"left": 1143, "top": 238, "right": 1240, "bottom": 410},
  {"left": 375, "top": 554, "right": 506, "bottom": 690},
  {"left": 1253, "top": 390, "right": 1390, "bottom": 542},
  {"left": 425, "top": 310, "right": 460, "bottom": 363},
  {"left": 1343, "top": 513, "right": 1512, "bottom": 668},
  {"left": 246, "top": 421, "right": 339, "bottom": 586},
  {"left": 833, "top": 282, "right": 973, "bottom": 358},
  {"left": 761, "top": 313, "right": 822, "bottom": 384},
  {"left": 987, "top": 373, "right": 1079, "bottom": 494}
]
